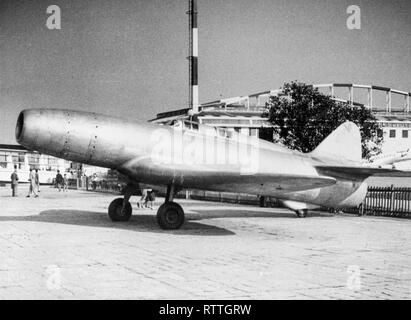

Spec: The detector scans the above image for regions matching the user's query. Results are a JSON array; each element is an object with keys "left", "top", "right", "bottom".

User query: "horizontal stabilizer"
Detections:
[{"left": 316, "top": 165, "right": 411, "bottom": 180}]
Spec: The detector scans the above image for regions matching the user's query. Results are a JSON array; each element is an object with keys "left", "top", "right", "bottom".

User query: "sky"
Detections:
[{"left": 0, "top": 0, "right": 410, "bottom": 144}]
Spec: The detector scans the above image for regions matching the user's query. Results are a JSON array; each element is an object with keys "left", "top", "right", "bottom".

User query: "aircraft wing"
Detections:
[
  {"left": 120, "top": 158, "right": 337, "bottom": 194},
  {"left": 175, "top": 172, "right": 337, "bottom": 193}
]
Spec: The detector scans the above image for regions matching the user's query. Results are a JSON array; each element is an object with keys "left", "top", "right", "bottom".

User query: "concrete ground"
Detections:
[{"left": 0, "top": 186, "right": 411, "bottom": 300}]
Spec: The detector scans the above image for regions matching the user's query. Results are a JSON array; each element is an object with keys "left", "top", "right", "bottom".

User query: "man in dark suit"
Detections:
[
  {"left": 10, "top": 165, "right": 19, "bottom": 197},
  {"left": 56, "top": 170, "right": 63, "bottom": 191}
]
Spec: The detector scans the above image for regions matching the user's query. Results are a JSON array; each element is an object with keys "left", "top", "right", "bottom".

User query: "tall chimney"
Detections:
[{"left": 188, "top": 0, "right": 198, "bottom": 113}]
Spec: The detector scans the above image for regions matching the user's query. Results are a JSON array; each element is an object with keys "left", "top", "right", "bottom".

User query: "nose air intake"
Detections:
[{"left": 15, "top": 108, "right": 151, "bottom": 170}]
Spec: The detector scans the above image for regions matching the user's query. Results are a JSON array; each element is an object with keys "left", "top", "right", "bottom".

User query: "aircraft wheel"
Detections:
[
  {"left": 108, "top": 198, "right": 132, "bottom": 222},
  {"left": 157, "top": 202, "right": 185, "bottom": 230},
  {"left": 296, "top": 209, "right": 307, "bottom": 218}
]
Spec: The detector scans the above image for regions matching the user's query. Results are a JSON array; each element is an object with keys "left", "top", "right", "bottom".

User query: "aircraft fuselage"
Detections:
[{"left": 16, "top": 109, "right": 367, "bottom": 209}]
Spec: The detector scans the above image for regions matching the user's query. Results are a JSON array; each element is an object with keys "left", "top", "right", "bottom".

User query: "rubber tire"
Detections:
[
  {"left": 108, "top": 198, "right": 132, "bottom": 222},
  {"left": 156, "top": 202, "right": 185, "bottom": 230},
  {"left": 296, "top": 209, "right": 308, "bottom": 218}
]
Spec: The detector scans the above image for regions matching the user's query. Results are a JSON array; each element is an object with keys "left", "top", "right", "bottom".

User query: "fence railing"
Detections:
[
  {"left": 362, "top": 186, "right": 411, "bottom": 217},
  {"left": 343, "top": 185, "right": 411, "bottom": 217}
]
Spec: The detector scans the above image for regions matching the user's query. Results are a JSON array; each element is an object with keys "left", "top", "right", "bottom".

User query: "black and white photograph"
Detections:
[{"left": 0, "top": 0, "right": 411, "bottom": 305}]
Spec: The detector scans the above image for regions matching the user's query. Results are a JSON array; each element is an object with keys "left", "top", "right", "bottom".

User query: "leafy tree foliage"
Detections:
[{"left": 266, "top": 81, "right": 382, "bottom": 159}]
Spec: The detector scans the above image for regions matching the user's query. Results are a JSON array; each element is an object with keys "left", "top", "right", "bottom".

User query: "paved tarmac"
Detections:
[{"left": 1, "top": 186, "right": 411, "bottom": 299}]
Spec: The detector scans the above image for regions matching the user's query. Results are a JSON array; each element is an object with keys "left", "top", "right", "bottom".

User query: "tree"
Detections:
[{"left": 265, "top": 81, "right": 382, "bottom": 159}]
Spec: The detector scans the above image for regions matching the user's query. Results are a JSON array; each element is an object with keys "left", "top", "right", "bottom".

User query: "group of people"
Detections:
[
  {"left": 55, "top": 170, "right": 68, "bottom": 192},
  {"left": 10, "top": 168, "right": 155, "bottom": 208},
  {"left": 10, "top": 166, "right": 40, "bottom": 198},
  {"left": 10, "top": 167, "right": 69, "bottom": 197},
  {"left": 137, "top": 188, "right": 155, "bottom": 209}
]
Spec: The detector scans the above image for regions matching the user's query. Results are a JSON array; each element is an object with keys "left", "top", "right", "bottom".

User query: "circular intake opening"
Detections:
[{"left": 15, "top": 111, "right": 24, "bottom": 142}]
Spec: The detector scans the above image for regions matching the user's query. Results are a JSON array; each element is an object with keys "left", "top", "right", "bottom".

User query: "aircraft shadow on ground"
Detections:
[
  {"left": 0, "top": 209, "right": 236, "bottom": 236},
  {"left": 0, "top": 205, "right": 328, "bottom": 236}
]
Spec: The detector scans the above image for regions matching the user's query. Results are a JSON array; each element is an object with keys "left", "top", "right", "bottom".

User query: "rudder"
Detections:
[{"left": 310, "top": 121, "right": 362, "bottom": 163}]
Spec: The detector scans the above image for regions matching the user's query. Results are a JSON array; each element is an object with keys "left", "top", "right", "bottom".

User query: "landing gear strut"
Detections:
[
  {"left": 295, "top": 209, "right": 308, "bottom": 218},
  {"left": 107, "top": 183, "right": 185, "bottom": 229},
  {"left": 156, "top": 184, "right": 185, "bottom": 230},
  {"left": 108, "top": 182, "right": 134, "bottom": 222}
]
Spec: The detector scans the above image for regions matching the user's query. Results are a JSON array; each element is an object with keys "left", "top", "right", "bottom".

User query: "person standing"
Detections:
[
  {"left": 55, "top": 170, "right": 63, "bottom": 191},
  {"left": 35, "top": 169, "right": 40, "bottom": 193},
  {"left": 137, "top": 188, "right": 148, "bottom": 208},
  {"left": 27, "top": 168, "right": 38, "bottom": 198},
  {"left": 144, "top": 189, "right": 154, "bottom": 209},
  {"left": 27, "top": 168, "right": 32, "bottom": 197},
  {"left": 63, "top": 173, "right": 68, "bottom": 192},
  {"left": 10, "top": 165, "right": 19, "bottom": 197}
]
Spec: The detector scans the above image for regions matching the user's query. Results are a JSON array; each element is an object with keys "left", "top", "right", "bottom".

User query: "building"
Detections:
[
  {"left": 0, "top": 144, "right": 105, "bottom": 184},
  {"left": 0, "top": 144, "right": 66, "bottom": 184},
  {"left": 150, "top": 89, "right": 277, "bottom": 139},
  {"left": 150, "top": 83, "right": 411, "bottom": 169}
]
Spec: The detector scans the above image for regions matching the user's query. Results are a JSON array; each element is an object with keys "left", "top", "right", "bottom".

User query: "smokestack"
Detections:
[{"left": 188, "top": 0, "right": 198, "bottom": 113}]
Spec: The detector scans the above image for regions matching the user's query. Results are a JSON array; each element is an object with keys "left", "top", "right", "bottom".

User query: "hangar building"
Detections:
[{"left": 150, "top": 83, "right": 411, "bottom": 169}]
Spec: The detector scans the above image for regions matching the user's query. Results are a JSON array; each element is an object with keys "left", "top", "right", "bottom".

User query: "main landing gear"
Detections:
[
  {"left": 108, "top": 183, "right": 134, "bottom": 222},
  {"left": 107, "top": 183, "right": 185, "bottom": 230},
  {"left": 156, "top": 184, "right": 185, "bottom": 230}
]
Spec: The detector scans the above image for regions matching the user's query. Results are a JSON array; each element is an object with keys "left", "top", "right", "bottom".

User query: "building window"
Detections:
[
  {"left": 11, "top": 153, "right": 23, "bottom": 169},
  {"left": 249, "top": 128, "right": 258, "bottom": 137},
  {"left": 28, "top": 153, "right": 41, "bottom": 169},
  {"left": 215, "top": 128, "right": 224, "bottom": 138},
  {"left": 402, "top": 130, "right": 408, "bottom": 138},
  {"left": 0, "top": 152, "right": 7, "bottom": 168},
  {"left": 389, "top": 130, "right": 396, "bottom": 138},
  {"left": 259, "top": 128, "right": 274, "bottom": 142}
]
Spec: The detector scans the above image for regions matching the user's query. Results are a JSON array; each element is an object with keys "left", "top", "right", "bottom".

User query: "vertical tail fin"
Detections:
[{"left": 310, "top": 121, "right": 362, "bottom": 162}]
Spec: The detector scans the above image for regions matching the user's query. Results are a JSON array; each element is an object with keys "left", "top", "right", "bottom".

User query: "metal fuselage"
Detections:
[{"left": 16, "top": 109, "right": 367, "bottom": 208}]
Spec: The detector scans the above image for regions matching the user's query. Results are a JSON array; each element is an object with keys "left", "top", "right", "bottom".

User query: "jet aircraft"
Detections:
[{"left": 15, "top": 109, "right": 410, "bottom": 229}]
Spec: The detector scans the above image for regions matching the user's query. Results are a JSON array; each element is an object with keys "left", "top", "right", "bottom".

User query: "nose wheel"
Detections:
[
  {"left": 108, "top": 182, "right": 135, "bottom": 222},
  {"left": 108, "top": 198, "right": 132, "bottom": 221}
]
